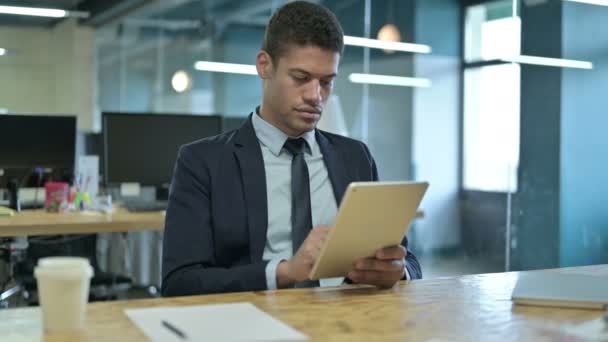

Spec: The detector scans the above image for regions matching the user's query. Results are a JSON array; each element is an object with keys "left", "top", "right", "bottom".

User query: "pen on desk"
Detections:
[{"left": 162, "top": 319, "right": 188, "bottom": 340}]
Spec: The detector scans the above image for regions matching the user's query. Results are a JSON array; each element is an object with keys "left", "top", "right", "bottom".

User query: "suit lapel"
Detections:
[
  {"left": 317, "top": 130, "right": 351, "bottom": 205},
  {"left": 233, "top": 115, "right": 268, "bottom": 262}
]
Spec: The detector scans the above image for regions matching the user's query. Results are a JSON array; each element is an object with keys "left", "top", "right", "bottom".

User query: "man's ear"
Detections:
[{"left": 256, "top": 50, "right": 274, "bottom": 79}]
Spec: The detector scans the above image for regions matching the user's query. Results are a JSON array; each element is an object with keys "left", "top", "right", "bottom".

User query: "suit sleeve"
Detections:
[
  {"left": 361, "top": 142, "right": 423, "bottom": 280},
  {"left": 161, "top": 145, "right": 269, "bottom": 296}
]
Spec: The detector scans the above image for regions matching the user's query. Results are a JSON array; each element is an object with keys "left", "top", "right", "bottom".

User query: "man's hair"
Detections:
[{"left": 262, "top": 1, "right": 344, "bottom": 65}]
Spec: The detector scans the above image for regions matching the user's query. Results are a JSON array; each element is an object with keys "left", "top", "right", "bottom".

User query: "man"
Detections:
[{"left": 162, "top": 1, "right": 421, "bottom": 296}]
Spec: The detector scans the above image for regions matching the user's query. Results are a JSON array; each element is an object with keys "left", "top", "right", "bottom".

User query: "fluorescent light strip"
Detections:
[
  {"left": 344, "top": 35, "right": 431, "bottom": 54},
  {"left": 564, "top": 0, "right": 608, "bottom": 6},
  {"left": 194, "top": 61, "right": 257, "bottom": 75},
  {"left": 349, "top": 73, "right": 432, "bottom": 88},
  {"left": 0, "top": 48, "right": 5, "bottom": 56},
  {"left": 501, "top": 55, "right": 593, "bottom": 69},
  {"left": 0, "top": 5, "right": 67, "bottom": 18}
]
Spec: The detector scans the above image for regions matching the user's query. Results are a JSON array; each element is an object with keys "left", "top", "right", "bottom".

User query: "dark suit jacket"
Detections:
[{"left": 161, "top": 115, "right": 422, "bottom": 296}]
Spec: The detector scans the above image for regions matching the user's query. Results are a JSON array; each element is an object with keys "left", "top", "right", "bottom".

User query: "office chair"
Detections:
[{"left": 12, "top": 234, "right": 133, "bottom": 306}]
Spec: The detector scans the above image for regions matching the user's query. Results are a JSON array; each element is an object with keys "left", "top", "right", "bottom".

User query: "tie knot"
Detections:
[{"left": 283, "top": 138, "right": 309, "bottom": 156}]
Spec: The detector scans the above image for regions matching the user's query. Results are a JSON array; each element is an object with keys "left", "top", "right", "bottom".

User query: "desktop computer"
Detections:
[
  {"left": 102, "top": 112, "right": 222, "bottom": 211},
  {"left": 0, "top": 114, "right": 77, "bottom": 209}
]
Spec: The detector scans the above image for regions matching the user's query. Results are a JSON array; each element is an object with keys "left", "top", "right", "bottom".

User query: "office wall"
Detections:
[
  {"left": 514, "top": 0, "right": 608, "bottom": 270},
  {"left": 98, "top": 61, "right": 153, "bottom": 114},
  {"left": 412, "top": 0, "right": 461, "bottom": 251},
  {"left": 208, "top": 1, "right": 416, "bottom": 183},
  {"left": 0, "top": 27, "right": 54, "bottom": 113},
  {"left": 336, "top": 54, "right": 415, "bottom": 181},
  {"left": 367, "top": 56, "right": 413, "bottom": 181},
  {"left": 560, "top": 3, "right": 608, "bottom": 266},
  {"left": 334, "top": 0, "right": 416, "bottom": 182},
  {"left": 213, "top": 27, "right": 264, "bottom": 117},
  {"left": 0, "top": 19, "right": 96, "bottom": 131}
]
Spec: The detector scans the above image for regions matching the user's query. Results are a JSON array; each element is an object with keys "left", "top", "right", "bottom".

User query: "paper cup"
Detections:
[{"left": 34, "top": 257, "right": 94, "bottom": 332}]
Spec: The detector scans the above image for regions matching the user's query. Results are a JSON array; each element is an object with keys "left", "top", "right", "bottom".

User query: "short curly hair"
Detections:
[{"left": 262, "top": 1, "right": 344, "bottom": 65}]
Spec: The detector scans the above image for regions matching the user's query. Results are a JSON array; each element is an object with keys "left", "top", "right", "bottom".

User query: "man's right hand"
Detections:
[{"left": 276, "top": 224, "right": 330, "bottom": 288}]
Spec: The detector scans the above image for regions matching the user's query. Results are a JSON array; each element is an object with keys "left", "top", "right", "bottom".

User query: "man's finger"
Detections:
[
  {"left": 376, "top": 245, "right": 407, "bottom": 260},
  {"left": 347, "top": 270, "right": 403, "bottom": 285},
  {"left": 354, "top": 258, "right": 404, "bottom": 272}
]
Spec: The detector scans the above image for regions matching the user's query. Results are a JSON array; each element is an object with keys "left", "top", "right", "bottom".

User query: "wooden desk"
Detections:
[
  {"left": 0, "top": 209, "right": 421, "bottom": 238},
  {"left": 1, "top": 265, "right": 606, "bottom": 341},
  {"left": 0, "top": 208, "right": 164, "bottom": 237}
]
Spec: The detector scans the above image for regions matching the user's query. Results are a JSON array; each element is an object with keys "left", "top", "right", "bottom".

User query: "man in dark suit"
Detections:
[{"left": 162, "top": 1, "right": 421, "bottom": 296}]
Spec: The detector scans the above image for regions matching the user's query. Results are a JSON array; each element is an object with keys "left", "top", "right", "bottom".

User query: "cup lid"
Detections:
[
  {"left": 38, "top": 256, "right": 89, "bottom": 267},
  {"left": 34, "top": 257, "right": 94, "bottom": 279}
]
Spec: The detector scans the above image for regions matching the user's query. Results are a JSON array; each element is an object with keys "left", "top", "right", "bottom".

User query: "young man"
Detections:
[{"left": 161, "top": 1, "right": 421, "bottom": 296}]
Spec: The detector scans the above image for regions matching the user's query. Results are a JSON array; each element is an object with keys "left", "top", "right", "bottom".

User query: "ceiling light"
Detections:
[
  {"left": 377, "top": 24, "right": 402, "bottom": 54},
  {"left": 344, "top": 35, "right": 431, "bottom": 54},
  {"left": 0, "top": 48, "right": 5, "bottom": 56},
  {"left": 501, "top": 55, "right": 593, "bottom": 69},
  {"left": 0, "top": 5, "right": 89, "bottom": 18},
  {"left": 563, "top": 0, "right": 608, "bottom": 6},
  {"left": 349, "top": 73, "right": 432, "bottom": 87},
  {"left": 171, "top": 70, "right": 192, "bottom": 93},
  {"left": 194, "top": 61, "right": 257, "bottom": 75},
  {"left": 0, "top": 5, "right": 66, "bottom": 17}
]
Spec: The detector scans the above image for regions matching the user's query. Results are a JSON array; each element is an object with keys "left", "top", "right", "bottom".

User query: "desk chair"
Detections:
[
  {"left": 0, "top": 237, "right": 28, "bottom": 308},
  {"left": 12, "top": 234, "right": 132, "bottom": 306}
]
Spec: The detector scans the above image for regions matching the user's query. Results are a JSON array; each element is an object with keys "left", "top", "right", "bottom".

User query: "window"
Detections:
[{"left": 462, "top": 1, "right": 520, "bottom": 192}]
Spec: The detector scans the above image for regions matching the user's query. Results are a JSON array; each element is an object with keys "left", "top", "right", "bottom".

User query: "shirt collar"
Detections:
[{"left": 251, "top": 107, "right": 316, "bottom": 157}]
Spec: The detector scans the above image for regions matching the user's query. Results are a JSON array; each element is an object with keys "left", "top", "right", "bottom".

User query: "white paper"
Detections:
[{"left": 125, "top": 302, "right": 308, "bottom": 342}]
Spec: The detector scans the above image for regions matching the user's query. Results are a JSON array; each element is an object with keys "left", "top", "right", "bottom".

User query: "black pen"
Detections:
[{"left": 162, "top": 319, "right": 188, "bottom": 340}]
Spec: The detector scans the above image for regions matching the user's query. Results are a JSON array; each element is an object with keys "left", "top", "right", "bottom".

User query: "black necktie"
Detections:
[{"left": 283, "top": 138, "right": 313, "bottom": 255}]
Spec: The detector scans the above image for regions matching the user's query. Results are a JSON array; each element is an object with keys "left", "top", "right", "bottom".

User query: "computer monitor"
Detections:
[
  {"left": 0, "top": 114, "right": 76, "bottom": 188},
  {"left": 102, "top": 112, "right": 222, "bottom": 196}
]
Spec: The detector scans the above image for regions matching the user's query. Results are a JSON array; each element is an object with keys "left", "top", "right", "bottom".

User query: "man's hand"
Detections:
[
  {"left": 347, "top": 245, "right": 407, "bottom": 289},
  {"left": 276, "top": 225, "right": 330, "bottom": 288}
]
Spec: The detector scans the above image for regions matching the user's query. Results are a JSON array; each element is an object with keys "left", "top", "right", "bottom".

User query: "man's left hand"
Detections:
[{"left": 347, "top": 245, "right": 407, "bottom": 289}]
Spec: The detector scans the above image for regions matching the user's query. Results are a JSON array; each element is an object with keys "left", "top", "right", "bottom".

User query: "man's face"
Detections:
[{"left": 257, "top": 45, "right": 340, "bottom": 137}]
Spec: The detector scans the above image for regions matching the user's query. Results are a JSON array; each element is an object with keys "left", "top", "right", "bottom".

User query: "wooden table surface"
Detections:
[
  {"left": 2, "top": 265, "right": 606, "bottom": 341},
  {"left": 0, "top": 208, "right": 164, "bottom": 237}
]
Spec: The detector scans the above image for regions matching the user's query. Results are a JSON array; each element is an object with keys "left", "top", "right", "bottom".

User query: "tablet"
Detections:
[{"left": 309, "top": 181, "right": 429, "bottom": 280}]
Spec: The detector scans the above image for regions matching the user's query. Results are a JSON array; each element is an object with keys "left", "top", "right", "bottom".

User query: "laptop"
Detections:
[{"left": 512, "top": 272, "right": 608, "bottom": 309}]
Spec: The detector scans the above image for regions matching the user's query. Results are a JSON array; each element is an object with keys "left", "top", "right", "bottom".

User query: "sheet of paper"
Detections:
[{"left": 125, "top": 302, "right": 308, "bottom": 342}]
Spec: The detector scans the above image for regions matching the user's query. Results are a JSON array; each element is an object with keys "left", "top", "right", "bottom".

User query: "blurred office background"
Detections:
[{"left": 0, "top": 0, "right": 607, "bottom": 302}]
